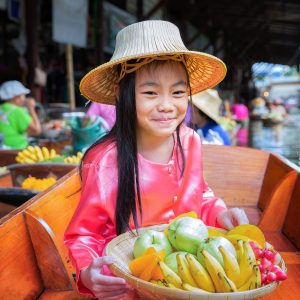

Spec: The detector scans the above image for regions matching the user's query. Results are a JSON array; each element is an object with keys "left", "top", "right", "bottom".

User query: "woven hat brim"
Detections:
[{"left": 80, "top": 51, "right": 227, "bottom": 105}]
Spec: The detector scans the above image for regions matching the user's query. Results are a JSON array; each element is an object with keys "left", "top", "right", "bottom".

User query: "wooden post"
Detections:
[
  {"left": 65, "top": 44, "right": 76, "bottom": 111},
  {"left": 24, "top": 0, "right": 39, "bottom": 95}
]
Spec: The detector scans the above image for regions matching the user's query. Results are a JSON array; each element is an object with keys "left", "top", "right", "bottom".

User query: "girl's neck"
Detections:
[{"left": 137, "top": 134, "right": 175, "bottom": 164}]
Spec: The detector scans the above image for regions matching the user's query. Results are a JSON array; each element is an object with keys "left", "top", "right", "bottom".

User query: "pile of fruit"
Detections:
[
  {"left": 15, "top": 146, "right": 83, "bottom": 164},
  {"left": 16, "top": 146, "right": 60, "bottom": 163},
  {"left": 129, "top": 212, "right": 287, "bottom": 294},
  {"left": 21, "top": 176, "right": 57, "bottom": 191},
  {"left": 63, "top": 152, "right": 83, "bottom": 164}
]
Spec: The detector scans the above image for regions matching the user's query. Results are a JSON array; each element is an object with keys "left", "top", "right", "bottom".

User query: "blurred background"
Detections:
[{"left": 0, "top": 0, "right": 299, "bottom": 166}]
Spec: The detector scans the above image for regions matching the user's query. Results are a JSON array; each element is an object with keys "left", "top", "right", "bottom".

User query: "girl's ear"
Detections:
[{"left": 114, "top": 85, "right": 120, "bottom": 102}]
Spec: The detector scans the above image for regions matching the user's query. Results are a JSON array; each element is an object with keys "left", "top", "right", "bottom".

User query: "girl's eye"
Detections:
[
  {"left": 143, "top": 91, "right": 157, "bottom": 95},
  {"left": 174, "top": 90, "right": 186, "bottom": 96}
]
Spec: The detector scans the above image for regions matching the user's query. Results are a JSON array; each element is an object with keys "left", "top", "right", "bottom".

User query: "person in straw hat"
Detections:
[
  {"left": 0, "top": 80, "right": 41, "bottom": 149},
  {"left": 188, "top": 89, "right": 231, "bottom": 145},
  {"left": 64, "top": 20, "right": 249, "bottom": 299}
]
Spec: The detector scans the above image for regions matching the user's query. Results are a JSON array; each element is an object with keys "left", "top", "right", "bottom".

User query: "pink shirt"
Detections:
[
  {"left": 64, "top": 125, "right": 227, "bottom": 296},
  {"left": 86, "top": 102, "right": 116, "bottom": 129}
]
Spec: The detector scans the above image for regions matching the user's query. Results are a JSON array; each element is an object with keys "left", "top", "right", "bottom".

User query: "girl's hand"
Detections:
[
  {"left": 80, "top": 256, "right": 131, "bottom": 300},
  {"left": 217, "top": 208, "right": 249, "bottom": 230}
]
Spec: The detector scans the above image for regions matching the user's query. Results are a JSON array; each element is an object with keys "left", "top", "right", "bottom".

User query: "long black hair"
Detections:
[{"left": 81, "top": 60, "right": 188, "bottom": 235}]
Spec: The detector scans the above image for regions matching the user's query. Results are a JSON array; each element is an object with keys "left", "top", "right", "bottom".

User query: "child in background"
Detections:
[
  {"left": 187, "top": 89, "right": 231, "bottom": 145},
  {"left": 64, "top": 20, "right": 249, "bottom": 299}
]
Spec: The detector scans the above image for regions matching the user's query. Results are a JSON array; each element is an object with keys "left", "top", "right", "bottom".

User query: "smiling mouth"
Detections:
[{"left": 153, "top": 117, "right": 176, "bottom": 124}]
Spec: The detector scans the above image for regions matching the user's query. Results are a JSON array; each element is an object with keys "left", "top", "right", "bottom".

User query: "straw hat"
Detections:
[
  {"left": 190, "top": 89, "right": 222, "bottom": 123},
  {"left": 0, "top": 80, "right": 30, "bottom": 100},
  {"left": 80, "top": 20, "right": 227, "bottom": 105}
]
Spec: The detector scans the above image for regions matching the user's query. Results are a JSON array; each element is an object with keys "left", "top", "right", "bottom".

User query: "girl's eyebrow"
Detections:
[{"left": 138, "top": 80, "right": 188, "bottom": 88}]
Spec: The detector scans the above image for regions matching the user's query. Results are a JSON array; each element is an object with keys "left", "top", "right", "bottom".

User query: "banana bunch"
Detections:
[
  {"left": 64, "top": 152, "right": 83, "bottom": 164},
  {"left": 156, "top": 241, "right": 262, "bottom": 293},
  {"left": 158, "top": 253, "right": 215, "bottom": 292},
  {"left": 16, "top": 146, "right": 59, "bottom": 164}
]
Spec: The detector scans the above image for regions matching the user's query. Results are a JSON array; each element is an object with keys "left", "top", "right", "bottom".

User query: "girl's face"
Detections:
[{"left": 135, "top": 61, "right": 188, "bottom": 141}]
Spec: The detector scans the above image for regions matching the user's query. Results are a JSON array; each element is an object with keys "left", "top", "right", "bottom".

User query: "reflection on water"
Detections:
[{"left": 249, "top": 110, "right": 300, "bottom": 166}]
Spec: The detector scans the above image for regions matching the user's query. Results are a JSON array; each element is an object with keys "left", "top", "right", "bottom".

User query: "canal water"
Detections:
[{"left": 248, "top": 109, "right": 300, "bottom": 167}]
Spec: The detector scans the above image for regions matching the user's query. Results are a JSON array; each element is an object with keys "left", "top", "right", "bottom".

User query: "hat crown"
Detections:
[
  {"left": 191, "top": 89, "right": 222, "bottom": 123},
  {"left": 111, "top": 20, "right": 188, "bottom": 61}
]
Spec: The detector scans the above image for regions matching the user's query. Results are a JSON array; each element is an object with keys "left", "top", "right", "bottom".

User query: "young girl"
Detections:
[{"left": 64, "top": 20, "right": 249, "bottom": 300}]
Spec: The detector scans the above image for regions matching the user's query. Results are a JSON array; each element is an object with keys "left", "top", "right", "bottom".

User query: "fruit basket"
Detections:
[{"left": 105, "top": 224, "right": 286, "bottom": 300}]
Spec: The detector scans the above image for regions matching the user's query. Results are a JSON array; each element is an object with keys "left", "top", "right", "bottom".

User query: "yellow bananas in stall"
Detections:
[
  {"left": 64, "top": 152, "right": 83, "bottom": 164},
  {"left": 16, "top": 146, "right": 60, "bottom": 163}
]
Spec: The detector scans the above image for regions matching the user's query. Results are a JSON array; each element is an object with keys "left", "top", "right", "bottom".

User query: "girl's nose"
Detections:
[{"left": 157, "top": 96, "right": 174, "bottom": 112}]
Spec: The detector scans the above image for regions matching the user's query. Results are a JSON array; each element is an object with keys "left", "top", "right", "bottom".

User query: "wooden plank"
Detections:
[
  {"left": 283, "top": 175, "right": 300, "bottom": 249},
  {"left": 25, "top": 168, "right": 81, "bottom": 290},
  {"left": 202, "top": 145, "right": 269, "bottom": 207},
  {"left": 258, "top": 154, "right": 296, "bottom": 210},
  {"left": 0, "top": 212, "right": 43, "bottom": 299},
  {"left": 259, "top": 170, "right": 298, "bottom": 232},
  {"left": 25, "top": 210, "right": 73, "bottom": 290}
]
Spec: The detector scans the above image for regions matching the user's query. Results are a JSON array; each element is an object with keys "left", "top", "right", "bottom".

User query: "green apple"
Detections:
[
  {"left": 168, "top": 217, "right": 208, "bottom": 254},
  {"left": 197, "top": 236, "right": 236, "bottom": 268},
  {"left": 133, "top": 229, "right": 173, "bottom": 258},
  {"left": 164, "top": 251, "right": 193, "bottom": 274}
]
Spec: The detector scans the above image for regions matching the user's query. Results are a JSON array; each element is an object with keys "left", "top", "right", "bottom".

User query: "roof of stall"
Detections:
[{"left": 164, "top": 0, "right": 300, "bottom": 67}]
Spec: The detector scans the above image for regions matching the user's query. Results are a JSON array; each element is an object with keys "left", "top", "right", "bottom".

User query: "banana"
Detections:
[
  {"left": 159, "top": 261, "right": 182, "bottom": 288},
  {"left": 236, "top": 239, "right": 244, "bottom": 264},
  {"left": 237, "top": 242, "right": 255, "bottom": 288},
  {"left": 42, "top": 147, "right": 50, "bottom": 160},
  {"left": 50, "top": 149, "right": 57, "bottom": 158},
  {"left": 34, "top": 146, "right": 44, "bottom": 161},
  {"left": 22, "top": 149, "right": 37, "bottom": 161},
  {"left": 176, "top": 254, "right": 198, "bottom": 287},
  {"left": 201, "top": 249, "right": 225, "bottom": 293},
  {"left": 150, "top": 279, "right": 170, "bottom": 287},
  {"left": 27, "top": 145, "right": 36, "bottom": 153},
  {"left": 217, "top": 272, "right": 238, "bottom": 292},
  {"left": 219, "top": 245, "right": 240, "bottom": 284},
  {"left": 185, "top": 254, "right": 215, "bottom": 292},
  {"left": 238, "top": 265, "right": 261, "bottom": 291},
  {"left": 182, "top": 283, "right": 211, "bottom": 293},
  {"left": 244, "top": 241, "right": 256, "bottom": 265},
  {"left": 168, "top": 283, "right": 183, "bottom": 290}
]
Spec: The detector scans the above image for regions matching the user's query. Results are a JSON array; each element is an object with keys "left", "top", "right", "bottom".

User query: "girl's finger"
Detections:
[
  {"left": 96, "top": 274, "right": 127, "bottom": 285},
  {"left": 217, "top": 211, "right": 234, "bottom": 229}
]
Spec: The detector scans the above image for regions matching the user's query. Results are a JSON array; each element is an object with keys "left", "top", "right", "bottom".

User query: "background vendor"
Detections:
[{"left": 0, "top": 80, "right": 42, "bottom": 149}]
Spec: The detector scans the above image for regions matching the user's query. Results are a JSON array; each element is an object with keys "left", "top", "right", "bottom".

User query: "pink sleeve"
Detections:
[
  {"left": 64, "top": 161, "right": 109, "bottom": 296},
  {"left": 200, "top": 182, "right": 227, "bottom": 228}
]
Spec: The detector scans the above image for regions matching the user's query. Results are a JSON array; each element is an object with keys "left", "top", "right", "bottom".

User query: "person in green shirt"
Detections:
[{"left": 0, "top": 80, "right": 42, "bottom": 149}]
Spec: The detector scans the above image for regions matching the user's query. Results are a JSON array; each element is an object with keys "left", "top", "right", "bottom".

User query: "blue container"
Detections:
[{"left": 70, "top": 116, "right": 107, "bottom": 153}]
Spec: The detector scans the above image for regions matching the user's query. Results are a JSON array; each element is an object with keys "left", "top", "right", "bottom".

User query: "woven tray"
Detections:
[{"left": 105, "top": 224, "right": 285, "bottom": 300}]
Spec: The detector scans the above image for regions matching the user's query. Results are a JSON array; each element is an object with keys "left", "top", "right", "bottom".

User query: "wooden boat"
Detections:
[
  {"left": 0, "top": 149, "right": 19, "bottom": 167},
  {"left": 0, "top": 144, "right": 300, "bottom": 299}
]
